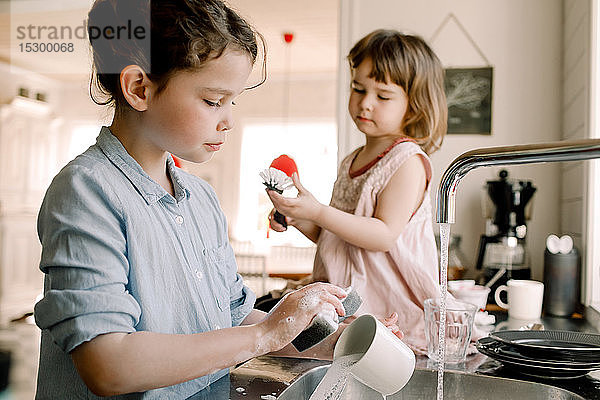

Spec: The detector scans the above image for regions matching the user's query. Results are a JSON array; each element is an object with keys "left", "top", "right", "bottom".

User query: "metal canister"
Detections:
[{"left": 543, "top": 248, "right": 581, "bottom": 317}]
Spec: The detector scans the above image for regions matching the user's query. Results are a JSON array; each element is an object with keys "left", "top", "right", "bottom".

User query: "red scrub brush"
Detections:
[{"left": 260, "top": 154, "right": 298, "bottom": 228}]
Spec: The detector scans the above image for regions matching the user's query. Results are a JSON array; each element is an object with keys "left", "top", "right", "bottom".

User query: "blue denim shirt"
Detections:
[{"left": 34, "top": 127, "right": 256, "bottom": 399}]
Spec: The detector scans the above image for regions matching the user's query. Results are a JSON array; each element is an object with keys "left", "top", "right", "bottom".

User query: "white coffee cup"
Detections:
[
  {"left": 494, "top": 279, "right": 544, "bottom": 320},
  {"left": 333, "top": 314, "right": 415, "bottom": 396}
]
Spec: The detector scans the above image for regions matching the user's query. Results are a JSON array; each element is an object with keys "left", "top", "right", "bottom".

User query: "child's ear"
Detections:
[{"left": 119, "top": 65, "right": 152, "bottom": 112}]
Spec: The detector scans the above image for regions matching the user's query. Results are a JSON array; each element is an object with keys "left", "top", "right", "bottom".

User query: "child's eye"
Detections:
[
  {"left": 204, "top": 99, "right": 221, "bottom": 107},
  {"left": 352, "top": 87, "right": 365, "bottom": 93},
  {"left": 378, "top": 95, "right": 390, "bottom": 100}
]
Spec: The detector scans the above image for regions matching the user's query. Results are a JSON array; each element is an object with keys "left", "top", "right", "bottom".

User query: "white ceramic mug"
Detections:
[
  {"left": 494, "top": 279, "right": 544, "bottom": 320},
  {"left": 333, "top": 314, "right": 415, "bottom": 396}
]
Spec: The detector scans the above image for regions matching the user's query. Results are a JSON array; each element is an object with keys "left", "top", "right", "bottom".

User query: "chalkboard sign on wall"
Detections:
[{"left": 445, "top": 67, "right": 493, "bottom": 135}]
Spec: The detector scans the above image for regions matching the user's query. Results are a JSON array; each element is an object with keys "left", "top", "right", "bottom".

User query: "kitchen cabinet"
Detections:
[{"left": 0, "top": 97, "right": 63, "bottom": 323}]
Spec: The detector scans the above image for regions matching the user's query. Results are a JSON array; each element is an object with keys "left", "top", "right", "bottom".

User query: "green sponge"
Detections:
[
  {"left": 291, "top": 286, "right": 362, "bottom": 352},
  {"left": 338, "top": 286, "right": 362, "bottom": 323}
]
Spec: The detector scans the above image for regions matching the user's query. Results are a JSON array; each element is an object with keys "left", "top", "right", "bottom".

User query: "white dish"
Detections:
[
  {"left": 449, "top": 284, "right": 490, "bottom": 311},
  {"left": 448, "top": 279, "right": 475, "bottom": 291}
]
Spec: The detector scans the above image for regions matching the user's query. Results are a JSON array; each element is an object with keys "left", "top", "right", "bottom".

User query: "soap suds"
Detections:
[
  {"left": 298, "top": 289, "right": 321, "bottom": 310},
  {"left": 258, "top": 286, "right": 344, "bottom": 355}
]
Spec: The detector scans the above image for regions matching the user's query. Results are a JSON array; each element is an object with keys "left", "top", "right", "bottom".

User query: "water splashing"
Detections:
[{"left": 309, "top": 354, "right": 362, "bottom": 400}]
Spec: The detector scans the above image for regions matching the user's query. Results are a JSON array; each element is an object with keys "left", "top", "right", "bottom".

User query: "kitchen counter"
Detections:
[{"left": 189, "top": 311, "right": 600, "bottom": 399}]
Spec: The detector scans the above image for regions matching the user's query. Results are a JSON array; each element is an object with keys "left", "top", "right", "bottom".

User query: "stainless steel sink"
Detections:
[{"left": 277, "top": 366, "right": 586, "bottom": 400}]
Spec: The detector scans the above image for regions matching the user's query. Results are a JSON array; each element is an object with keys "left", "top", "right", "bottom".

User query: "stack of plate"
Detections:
[{"left": 476, "top": 330, "right": 600, "bottom": 379}]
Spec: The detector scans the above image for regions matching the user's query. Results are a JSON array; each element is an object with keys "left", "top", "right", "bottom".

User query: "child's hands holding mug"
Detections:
[{"left": 381, "top": 312, "right": 404, "bottom": 339}]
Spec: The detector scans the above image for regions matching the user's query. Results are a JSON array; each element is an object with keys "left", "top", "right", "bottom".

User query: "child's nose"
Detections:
[
  {"left": 359, "top": 95, "right": 374, "bottom": 111},
  {"left": 217, "top": 120, "right": 232, "bottom": 132},
  {"left": 217, "top": 111, "right": 234, "bottom": 132}
]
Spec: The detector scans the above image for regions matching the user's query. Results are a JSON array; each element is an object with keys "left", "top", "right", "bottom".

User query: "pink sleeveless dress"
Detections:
[{"left": 312, "top": 139, "right": 440, "bottom": 353}]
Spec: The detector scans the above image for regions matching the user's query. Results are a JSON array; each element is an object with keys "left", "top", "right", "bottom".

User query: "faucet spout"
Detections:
[{"left": 435, "top": 138, "right": 600, "bottom": 224}]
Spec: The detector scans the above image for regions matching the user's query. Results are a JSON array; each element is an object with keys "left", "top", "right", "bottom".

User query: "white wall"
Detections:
[
  {"left": 338, "top": 0, "right": 563, "bottom": 280},
  {"left": 561, "top": 0, "right": 593, "bottom": 307}
]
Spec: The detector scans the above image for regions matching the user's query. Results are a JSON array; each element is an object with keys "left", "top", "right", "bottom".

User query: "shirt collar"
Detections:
[{"left": 96, "top": 126, "right": 191, "bottom": 205}]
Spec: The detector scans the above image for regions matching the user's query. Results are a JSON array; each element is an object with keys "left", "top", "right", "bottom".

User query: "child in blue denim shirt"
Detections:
[{"left": 33, "top": 1, "right": 360, "bottom": 398}]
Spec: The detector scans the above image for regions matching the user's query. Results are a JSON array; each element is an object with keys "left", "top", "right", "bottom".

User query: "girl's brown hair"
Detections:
[
  {"left": 348, "top": 29, "right": 447, "bottom": 154},
  {"left": 87, "top": 0, "right": 266, "bottom": 113}
]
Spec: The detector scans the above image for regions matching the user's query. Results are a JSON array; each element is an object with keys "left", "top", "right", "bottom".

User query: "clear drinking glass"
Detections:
[{"left": 424, "top": 298, "right": 477, "bottom": 363}]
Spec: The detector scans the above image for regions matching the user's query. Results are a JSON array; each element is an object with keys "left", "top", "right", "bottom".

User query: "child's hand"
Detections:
[
  {"left": 266, "top": 173, "right": 323, "bottom": 223},
  {"left": 268, "top": 208, "right": 289, "bottom": 231},
  {"left": 256, "top": 282, "right": 347, "bottom": 353},
  {"left": 381, "top": 312, "right": 404, "bottom": 339}
]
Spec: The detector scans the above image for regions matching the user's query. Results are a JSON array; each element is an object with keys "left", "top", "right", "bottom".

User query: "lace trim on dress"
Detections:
[{"left": 348, "top": 137, "right": 416, "bottom": 178}]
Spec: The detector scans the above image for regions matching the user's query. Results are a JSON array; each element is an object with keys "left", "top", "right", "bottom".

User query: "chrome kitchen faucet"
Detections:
[{"left": 435, "top": 139, "right": 600, "bottom": 224}]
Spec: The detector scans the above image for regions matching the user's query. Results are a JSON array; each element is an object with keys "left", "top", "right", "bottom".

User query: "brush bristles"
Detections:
[{"left": 259, "top": 167, "right": 293, "bottom": 192}]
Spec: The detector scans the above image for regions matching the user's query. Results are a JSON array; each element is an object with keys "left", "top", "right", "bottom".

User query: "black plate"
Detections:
[
  {"left": 477, "top": 337, "right": 600, "bottom": 369},
  {"left": 476, "top": 338, "right": 600, "bottom": 379},
  {"left": 477, "top": 345, "right": 593, "bottom": 379},
  {"left": 489, "top": 330, "right": 600, "bottom": 362}
]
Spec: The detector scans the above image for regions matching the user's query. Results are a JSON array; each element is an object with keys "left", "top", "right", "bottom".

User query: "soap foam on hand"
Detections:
[
  {"left": 292, "top": 289, "right": 339, "bottom": 352},
  {"left": 291, "top": 311, "right": 340, "bottom": 353},
  {"left": 291, "top": 286, "right": 363, "bottom": 352}
]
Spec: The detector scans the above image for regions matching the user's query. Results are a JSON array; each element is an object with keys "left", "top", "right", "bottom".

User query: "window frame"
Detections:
[{"left": 587, "top": 0, "right": 600, "bottom": 312}]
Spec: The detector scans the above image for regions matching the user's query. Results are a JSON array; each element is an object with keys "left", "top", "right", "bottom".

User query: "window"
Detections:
[{"left": 236, "top": 121, "right": 337, "bottom": 247}]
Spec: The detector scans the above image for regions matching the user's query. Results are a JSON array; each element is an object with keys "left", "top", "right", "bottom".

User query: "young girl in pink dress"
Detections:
[{"left": 267, "top": 29, "right": 447, "bottom": 353}]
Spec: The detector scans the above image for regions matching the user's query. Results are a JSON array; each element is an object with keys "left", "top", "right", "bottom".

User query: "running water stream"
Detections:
[
  {"left": 308, "top": 354, "right": 363, "bottom": 400},
  {"left": 437, "top": 223, "right": 451, "bottom": 400}
]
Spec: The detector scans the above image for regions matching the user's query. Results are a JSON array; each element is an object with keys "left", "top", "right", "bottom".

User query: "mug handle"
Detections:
[{"left": 494, "top": 285, "right": 509, "bottom": 309}]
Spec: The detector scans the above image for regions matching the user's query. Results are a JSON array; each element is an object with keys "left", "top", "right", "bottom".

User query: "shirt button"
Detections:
[
  {"left": 175, "top": 215, "right": 184, "bottom": 224},
  {"left": 195, "top": 270, "right": 203, "bottom": 280}
]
